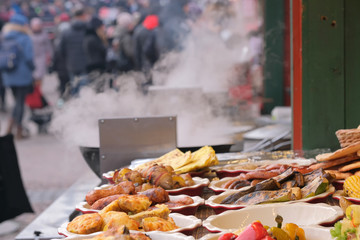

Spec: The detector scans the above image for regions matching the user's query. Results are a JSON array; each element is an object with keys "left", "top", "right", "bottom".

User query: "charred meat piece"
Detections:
[
  {"left": 138, "top": 187, "right": 170, "bottom": 204},
  {"left": 125, "top": 171, "right": 144, "bottom": 186},
  {"left": 91, "top": 194, "right": 123, "bottom": 210},
  {"left": 221, "top": 186, "right": 256, "bottom": 204},
  {"left": 272, "top": 167, "right": 295, "bottom": 184},
  {"left": 113, "top": 168, "right": 144, "bottom": 186},
  {"left": 254, "top": 178, "right": 280, "bottom": 191},
  {"left": 86, "top": 181, "right": 136, "bottom": 205},
  {"left": 294, "top": 172, "right": 305, "bottom": 187},
  {"left": 141, "top": 165, "right": 174, "bottom": 190}
]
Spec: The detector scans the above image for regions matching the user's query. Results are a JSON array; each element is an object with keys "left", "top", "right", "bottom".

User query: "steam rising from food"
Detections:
[{"left": 51, "top": 1, "right": 262, "bottom": 148}]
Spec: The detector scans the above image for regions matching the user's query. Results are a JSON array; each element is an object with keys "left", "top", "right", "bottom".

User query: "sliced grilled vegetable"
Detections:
[
  {"left": 301, "top": 176, "right": 328, "bottom": 198},
  {"left": 221, "top": 186, "right": 256, "bottom": 204},
  {"left": 234, "top": 188, "right": 301, "bottom": 205}
]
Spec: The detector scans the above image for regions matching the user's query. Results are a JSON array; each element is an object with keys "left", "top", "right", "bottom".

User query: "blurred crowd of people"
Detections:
[{"left": 0, "top": 0, "right": 263, "bottom": 139}]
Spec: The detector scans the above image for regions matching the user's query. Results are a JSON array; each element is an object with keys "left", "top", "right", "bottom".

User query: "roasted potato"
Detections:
[{"left": 67, "top": 213, "right": 103, "bottom": 234}]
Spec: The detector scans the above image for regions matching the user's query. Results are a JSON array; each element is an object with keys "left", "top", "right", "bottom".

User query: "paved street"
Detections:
[{"left": 0, "top": 74, "right": 96, "bottom": 240}]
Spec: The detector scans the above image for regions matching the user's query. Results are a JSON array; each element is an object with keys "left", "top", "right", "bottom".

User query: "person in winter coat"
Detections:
[
  {"left": 83, "top": 16, "right": 108, "bottom": 93},
  {"left": 84, "top": 17, "right": 107, "bottom": 73},
  {"left": 59, "top": 8, "right": 89, "bottom": 95},
  {"left": 1, "top": 14, "right": 34, "bottom": 139},
  {"left": 112, "top": 12, "right": 136, "bottom": 72},
  {"left": 133, "top": 14, "right": 160, "bottom": 73},
  {"left": 157, "top": 0, "right": 190, "bottom": 54},
  {"left": 30, "top": 18, "right": 53, "bottom": 85},
  {"left": 0, "top": 19, "right": 6, "bottom": 112},
  {"left": 53, "top": 13, "right": 71, "bottom": 98}
]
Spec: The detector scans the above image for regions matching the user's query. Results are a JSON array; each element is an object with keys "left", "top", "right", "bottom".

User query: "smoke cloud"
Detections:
[{"left": 51, "top": 1, "right": 262, "bottom": 148}]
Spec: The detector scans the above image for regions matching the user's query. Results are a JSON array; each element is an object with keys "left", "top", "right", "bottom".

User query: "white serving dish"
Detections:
[
  {"left": 205, "top": 185, "right": 336, "bottom": 214},
  {"left": 96, "top": 177, "right": 210, "bottom": 196},
  {"left": 58, "top": 213, "right": 202, "bottom": 237},
  {"left": 202, "top": 202, "right": 343, "bottom": 233},
  {"left": 333, "top": 190, "right": 360, "bottom": 204},
  {"left": 61, "top": 230, "right": 195, "bottom": 240},
  {"left": 198, "top": 225, "right": 332, "bottom": 240},
  {"left": 76, "top": 194, "right": 205, "bottom": 215}
]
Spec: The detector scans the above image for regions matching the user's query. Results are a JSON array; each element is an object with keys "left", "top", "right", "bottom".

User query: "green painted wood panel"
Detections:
[
  {"left": 263, "top": 0, "right": 285, "bottom": 114},
  {"left": 344, "top": 1, "right": 360, "bottom": 128},
  {"left": 302, "top": 0, "right": 345, "bottom": 150}
]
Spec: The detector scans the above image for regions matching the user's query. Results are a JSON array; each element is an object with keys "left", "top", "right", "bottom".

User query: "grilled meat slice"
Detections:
[
  {"left": 272, "top": 167, "right": 295, "bottom": 183},
  {"left": 91, "top": 194, "right": 123, "bottom": 210},
  {"left": 86, "top": 181, "right": 136, "bottom": 205},
  {"left": 254, "top": 178, "right": 281, "bottom": 191},
  {"left": 138, "top": 187, "right": 170, "bottom": 204}
]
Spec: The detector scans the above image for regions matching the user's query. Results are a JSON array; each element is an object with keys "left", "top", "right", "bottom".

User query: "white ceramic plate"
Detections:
[
  {"left": 58, "top": 213, "right": 202, "bottom": 238},
  {"left": 202, "top": 202, "right": 342, "bottom": 233},
  {"left": 205, "top": 185, "right": 336, "bottom": 214},
  {"left": 333, "top": 190, "right": 360, "bottom": 204},
  {"left": 76, "top": 194, "right": 205, "bottom": 215},
  {"left": 59, "top": 230, "right": 195, "bottom": 240},
  {"left": 95, "top": 177, "right": 210, "bottom": 196},
  {"left": 198, "top": 225, "right": 332, "bottom": 240}
]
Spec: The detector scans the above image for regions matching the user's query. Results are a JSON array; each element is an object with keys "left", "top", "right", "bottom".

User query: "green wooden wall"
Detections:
[
  {"left": 344, "top": 0, "right": 360, "bottom": 128},
  {"left": 301, "top": 0, "right": 360, "bottom": 150},
  {"left": 263, "top": 0, "right": 285, "bottom": 114}
]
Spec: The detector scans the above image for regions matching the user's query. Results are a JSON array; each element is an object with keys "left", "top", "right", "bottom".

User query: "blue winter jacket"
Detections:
[{"left": 1, "top": 27, "right": 34, "bottom": 87}]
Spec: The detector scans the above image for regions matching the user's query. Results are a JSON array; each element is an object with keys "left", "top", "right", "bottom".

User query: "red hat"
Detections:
[
  {"left": 143, "top": 15, "right": 159, "bottom": 30},
  {"left": 58, "top": 13, "right": 70, "bottom": 22}
]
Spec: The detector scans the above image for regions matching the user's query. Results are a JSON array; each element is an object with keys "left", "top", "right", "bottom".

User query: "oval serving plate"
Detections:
[
  {"left": 205, "top": 185, "right": 336, "bottom": 214},
  {"left": 63, "top": 231, "right": 195, "bottom": 240},
  {"left": 333, "top": 190, "right": 360, "bottom": 204},
  {"left": 103, "top": 169, "right": 210, "bottom": 184},
  {"left": 202, "top": 202, "right": 342, "bottom": 233},
  {"left": 59, "top": 213, "right": 201, "bottom": 237},
  {"left": 198, "top": 225, "right": 332, "bottom": 240},
  {"left": 95, "top": 177, "right": 210, "bottom": 197},
  {"left": 76, "top": 194, "right": 205, "bottom": 215}
]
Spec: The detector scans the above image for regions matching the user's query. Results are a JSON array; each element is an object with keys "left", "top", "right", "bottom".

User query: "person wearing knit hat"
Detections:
[
  {"left": 58, "top": 7, "right": 89, "bottom": 96},
  {"left": 83, "top": 16, "right": 107, "bottom": 76},
  {"left": 9, "top": 14, "right": 28, "bottom": 26},
  {"left": 1, "top": 13, "right": 34, "bottom": 139}
]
